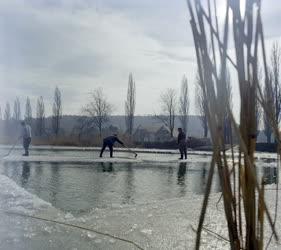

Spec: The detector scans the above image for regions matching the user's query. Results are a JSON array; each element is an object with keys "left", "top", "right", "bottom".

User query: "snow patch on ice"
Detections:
[
  {"left": 86, "top": 232, "right": 97, "bottom": 239},
  {"left": 140, "top": 229, "right": 153, "bottom": 235},
  {"left": 109, "top": 238, "right": 116, "bottom": 244},
  {"left": 0, "top": 174, "right": 51, "bottom": 214},
  {"left": 64, "top": 212, "right": 75, "bottom": 220},
  {"left": 94, "top": 238, "right": 102, "bottom": 244}
]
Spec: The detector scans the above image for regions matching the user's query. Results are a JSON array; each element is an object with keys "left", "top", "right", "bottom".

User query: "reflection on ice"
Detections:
[{"left": 1, "top": 160, "right": 225, "bottom": 215}]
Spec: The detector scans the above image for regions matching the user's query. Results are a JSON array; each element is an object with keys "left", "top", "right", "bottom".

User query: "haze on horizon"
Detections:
[{"left": 0, "top": 0, "right": 281, "bottom": 116}]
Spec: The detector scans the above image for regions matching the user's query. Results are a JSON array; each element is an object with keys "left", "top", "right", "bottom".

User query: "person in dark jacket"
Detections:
[
  {"left": 20, "top": 121, "right": 32, "bottom": 156},
  {"left": 100, "top": 134, "right": 124, "bottom": 158},
  {"left": 177, "top": 128, "right": 187, "bottom": 160}
]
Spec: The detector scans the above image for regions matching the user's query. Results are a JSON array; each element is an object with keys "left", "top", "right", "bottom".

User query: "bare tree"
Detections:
[
  {"left": 256, "top": 66, "right": 263, "bottom": 133},
  {"left": 36, "top": 96, "right": 45, "bottom": 136},
  {"left": 125, "top": 73, "right": 136, "bottom": 136},
  {"left": 4, "top": 102, "right": 11, "bottom": 135},
  {"left": 156, "top": 88, "right": 177, "bottom": 138},
  {"left": 73, "top": 116, "right": 94, "bottom": 142},
  {"left": 4, "top": 102, "right": 11, "bottom": 121},
  {"left": 13, "top": 97, "right": 21, "bottom": 121},
  {"left": 195, "top": 69, "right": 232, "bottom": 139},
  {"left": 83, "top": 88, "right": 112, "bottom": 137},
  {"left": 179, "top": 75, "right": 189, "bottom": 133},
  {"left": 256, "top": 99, "right": 262, "bottom": 134},
  {"left": 25, "top": 97, "right": 32, "bottom": 125},
  {"left": 263, "top": 73, "right": 274, "bottom": 143},
  {"left": 195, "top": 80, "right": 208, "bottom": 138},
  {"left": 271, "top": 42, "right": 281, "bottom": 128},
  {"left": 52, "top": 86, "right": 62, "bottom": 136},
  {"left": 262, "top": 43, "right": 281, "bottom": 144},
  {"left": 222, "top": 71, "right": 232, "bottom": 144}
]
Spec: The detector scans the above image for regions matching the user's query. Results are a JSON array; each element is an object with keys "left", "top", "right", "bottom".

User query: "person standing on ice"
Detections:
[
  {"left": 177, "top": 127, "right": 187, "bottom": 160},
  {"left": 20, "top": 121, "right": 32, "bottom": 156},
  {"left": 100, "top": 134, "right": 124, "bottom": 158}
]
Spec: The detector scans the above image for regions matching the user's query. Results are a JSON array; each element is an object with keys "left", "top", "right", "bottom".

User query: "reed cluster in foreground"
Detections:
[{"left": 187, "top": 0, "right": 280, "bottom": 249}]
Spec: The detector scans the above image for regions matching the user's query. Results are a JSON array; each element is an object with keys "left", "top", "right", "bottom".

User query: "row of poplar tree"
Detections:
[{"left": 1, "top": 87, "right": 62, "bottom": 137}]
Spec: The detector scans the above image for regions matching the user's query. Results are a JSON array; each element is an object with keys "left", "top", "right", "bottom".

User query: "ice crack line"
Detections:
[{"left": 2, "top": 210, "right": 144, "bottom": 250}]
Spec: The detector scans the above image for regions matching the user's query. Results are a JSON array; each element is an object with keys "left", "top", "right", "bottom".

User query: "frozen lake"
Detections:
[
  {"left": 0, "top": 146, "right": 280, "bottom": 249},
  {"left": 0, "top": 147, "right": 221, "bottom": 215},
  {"left": 1, "top": 161, "right": 222, "bottom": 215},
  {"left": 1, "top": 147, "right": 277, "bottom": 214}
]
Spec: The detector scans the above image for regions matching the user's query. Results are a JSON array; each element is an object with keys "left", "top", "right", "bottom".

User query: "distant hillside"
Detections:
[
  {"left": 0, "top": 115, "right": 204, "bottom": 138},
  {"left": 47, "top": 115, "right": 205, "bottom": 137},
  {"left": 108, "top": 115, "right": 204, "bottom": 137},
  {"left": 0, "top": 114, "right": 269, "bottom": 143}
]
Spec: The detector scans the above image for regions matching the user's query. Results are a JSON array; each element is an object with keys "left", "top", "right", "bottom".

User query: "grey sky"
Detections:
[{"left": 0, "top": 0, "right": 281, "bottom": 117}]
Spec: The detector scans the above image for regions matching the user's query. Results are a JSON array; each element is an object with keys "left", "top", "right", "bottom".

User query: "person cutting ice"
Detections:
[
  {"left": 20, "top": 121, "right": 32, "bottom": 156},
  {"left": 177, "top": 127, "right": 187, "bottom": 160},
  {"left": 100, "top": 134, "right": 124, "bottom": 158}
]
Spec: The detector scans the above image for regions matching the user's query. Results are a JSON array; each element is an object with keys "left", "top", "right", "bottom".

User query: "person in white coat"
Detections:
[{"left": 20, "top": 121, "right": 32, "bottom": 156}]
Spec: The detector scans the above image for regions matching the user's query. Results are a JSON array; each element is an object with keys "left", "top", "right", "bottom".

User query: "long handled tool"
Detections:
[
  {"left": 1, "top": 137, "right": 21, "bottom": 158},
  {"left": 122, "top": 145, "right": 138, "bottom": 158}
]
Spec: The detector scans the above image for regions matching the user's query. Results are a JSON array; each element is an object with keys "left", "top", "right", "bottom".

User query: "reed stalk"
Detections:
[{"left": 186, "top": 0, "right": 280, "bottom": 249}]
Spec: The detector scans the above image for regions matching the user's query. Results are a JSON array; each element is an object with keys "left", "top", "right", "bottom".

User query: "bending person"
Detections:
[
  {"left": 177, "top": 128, "right": 187, "bottom": 160},
  {"left": 20, "top": 121, "right": 32, "bottom": 156},
  {"left": 100, "top": 134, "right": 124, "bottom": 158}
]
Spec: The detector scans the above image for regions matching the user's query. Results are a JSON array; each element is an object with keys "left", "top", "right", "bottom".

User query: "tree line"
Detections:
[
  {"left": 142, "top": 42, "right": 281, "bottom": 142},
  {"left": 192, "top": 42, "right": 280, "bottom": 143},
  {"left": 0, "top": 86, "right": 62, "bottom": 137},
  {"left": 79, "top": 72, "right": 192, "bottom": 139},
  {"left": 0, "top": 73, "right": 223, "bottom": 140}
]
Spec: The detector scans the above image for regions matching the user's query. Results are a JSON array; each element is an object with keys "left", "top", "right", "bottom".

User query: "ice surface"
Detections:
[
  {"left": 0, "top": 147, "right": 280, "bottom": 249},
  {"left": 0, "top": 174, "right": 51, "bottom": 214},
  {"left": 1, "top": 154, "right": 210, "bottom": 164},
  {"left": 2, "top": 153, "right": 276, "bottom": 169},
  {"left": 0, "top": 144, "right": 278, "bottom": 157},
  {"left": 0, "top": 174, "right": 280, "bottom": 249},
  {"left": 1, "top": 145, "right": 278, "bottom": 165},
  {"left": 2, "top": 155, "right": 143, "bottom": 163}
]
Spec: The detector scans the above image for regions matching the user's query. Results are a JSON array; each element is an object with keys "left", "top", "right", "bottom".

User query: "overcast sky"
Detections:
[{"left": 0, "top": 0, "right": 281, "bottom": 117}]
